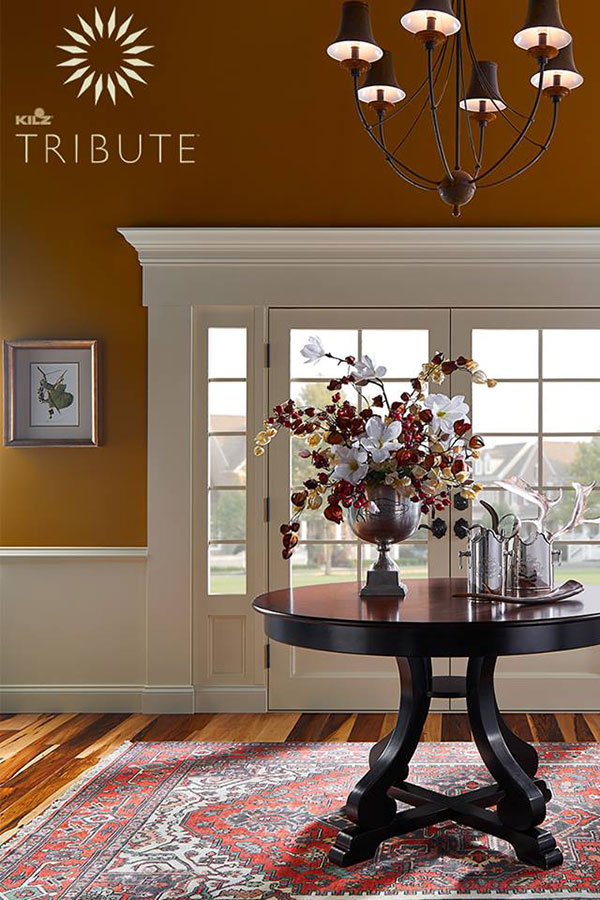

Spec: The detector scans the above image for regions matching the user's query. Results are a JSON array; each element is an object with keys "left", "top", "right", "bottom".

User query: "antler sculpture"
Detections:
[
  {"left": 552, "top": 481, "right": 600, "bottom": 538},
  {"left": 495, "top": 476, "right": 562, "bottom": 534}
]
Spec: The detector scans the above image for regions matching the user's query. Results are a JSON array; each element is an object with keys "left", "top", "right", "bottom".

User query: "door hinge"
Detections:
[
  {"left": 264, "top": 496, "right": 270, "bottom": 522},
  {"left": 264, "top": 342, "right": 270, "bottom": 368},
  {"left": 264, "top": 643, "right": 271, "bottom": 669}
]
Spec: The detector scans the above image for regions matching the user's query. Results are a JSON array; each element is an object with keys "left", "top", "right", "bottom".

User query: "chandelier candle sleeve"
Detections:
[
  {"left": 530, "top": 43, "right": 583, "bottom": 94},
  {"left": 327, "top": 0, "right": 581, "bottom": 215}
]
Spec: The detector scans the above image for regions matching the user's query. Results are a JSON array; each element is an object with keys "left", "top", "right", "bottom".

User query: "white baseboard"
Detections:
[
  {"left": 194, "top": 685, "right": 267, "bottom": 713},
  {"left": 1, "top": 684, "right": 194, "bottom": 714}
]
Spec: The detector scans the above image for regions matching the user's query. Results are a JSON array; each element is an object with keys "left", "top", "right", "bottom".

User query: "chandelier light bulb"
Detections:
[
  {"left": 530, "top": 43, "right": 583, "bottom": 93},
  {"left": 400, "top": 0, "right": 461, "bottom": 41},
  {"left": 460, "top": 61, "right": 506, "bottom": 119},
  {"left": 357, "top": 50, "right": 406, "bottom": 111},
  {"left": 513, "top": 0, "right": 571, "bottom": 58},
  {"left": 327, "top": 0, "right": 383, "bottom": 74}
]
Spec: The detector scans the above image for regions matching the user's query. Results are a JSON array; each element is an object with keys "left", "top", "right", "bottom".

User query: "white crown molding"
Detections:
[
  {"left": 119, "top": 227, "right": 600, "bottom": 267},
  {"left": 0, "top": 546, "right": 148, "bottom": 559}
]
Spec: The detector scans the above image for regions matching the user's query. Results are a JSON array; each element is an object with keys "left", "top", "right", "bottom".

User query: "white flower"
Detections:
[
  {"left": 333, "top": 446, "right": 369, "bottom": 485},
  {"left": 424, "top": 394, "right": 470, "bottom": 434},
  {"left": 361, "top": 416, "right": 402, "bottom": 463},
  {"left": 300, "top": 335, "right": 326, "bottom": 364},
  {"left": 352, "top": 354, "right": 387, "bottom": 380}
]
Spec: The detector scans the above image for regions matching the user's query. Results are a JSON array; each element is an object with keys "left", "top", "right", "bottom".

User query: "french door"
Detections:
[
  {"left": 267, "top": 309, "right": 452, "bottom": 710},
  {"left": 266, "top": 307, "right": 600, "bottom": 711}
]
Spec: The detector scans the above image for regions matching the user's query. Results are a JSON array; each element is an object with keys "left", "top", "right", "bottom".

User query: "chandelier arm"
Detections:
[
  {"left": 474, "top": 122, "right": 486, "bottom": 176},
  {"left": 454, "top": 0, "right": 463, "bottom": 170},
  {"left": 473, "top": 59, "right": 547, "bottom": 183},
  {"left": 462, "top": 0, "right": 528, "bottom": 122},
  {"left": 352, "top": 74, "right": 438, "bottom": 190},
  {"left": 374, "top": 42, "right": 449, "bottom": 130},
  {"left": 426, "top": 45, "right": 454, "bottom": 180},
  {"left": 478, "top": 98, "right": 560, "bottom": 189},
  {"left": 390, "top": 41, "right": 451, "bottom": 155},
  {"left": 377, "top": 118, "right": 437, "bottom": 191},
  {"left": 457, "top": 29, "right": 480, "bottom": 169}
]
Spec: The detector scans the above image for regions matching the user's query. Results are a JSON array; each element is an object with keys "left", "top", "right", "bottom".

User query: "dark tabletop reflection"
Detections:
[{"left": 255, "top": 579, "right": 599, "bottom": 626}]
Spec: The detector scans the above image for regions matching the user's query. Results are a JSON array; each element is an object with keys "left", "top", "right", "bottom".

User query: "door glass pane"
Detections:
[
  {"left": 292, "top": 543, "right": 357, "bottom": 587},
  {"left": 209, "top": 382, "right": 246, "bottom": 431},
  {"left": 472, "top": 490, "right": 540, "bottom": 526},
  {"left": 290, "top": 329, "right": 358, "bottom": 378},
  {"left": 556, "top": 543, "right": 600, "bottom": 585},
  {"left": 543, "top": 330, "right": 600, "bottom": 378},
  {"left": 472, "top": 382, "right": 538, "bottom": 433},
  {"left": 361, "top": 329, "right": 429, "bottom": 378},
  {"left": 472, "top": 329, "right": 538, "bottom": 379},
  {"left": 544, "top": 489, "right": 600, "bottom": 539},
  {"left": 543, "top": 436, "right": 600, "bottom": 486},
  {"left": 209, "top": 490, "right": 246, "bottom": 540},
  {"left": 209, "top": 544, "right": 246, "bottom": 594},
  {"left": 474, "top": 436, "right": 538, "bottom": 485},
  {"left": 209, "top": 436, "right": 246, "bottom": 486},
  {"left": 208, "top": 328, "right": 246, "bottom": 378},
  {"left": 543, "top": 383, "right": 600, "bottom": 433}
]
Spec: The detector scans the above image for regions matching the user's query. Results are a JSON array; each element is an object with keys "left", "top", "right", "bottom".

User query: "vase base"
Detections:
[{"left": 360, "top": 569, "right": 407, "bottom": 598}]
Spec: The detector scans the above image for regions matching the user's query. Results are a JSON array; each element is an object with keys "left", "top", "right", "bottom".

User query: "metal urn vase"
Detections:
[{"left": 348, "top": 483, "right": 421, "bottom": 598}]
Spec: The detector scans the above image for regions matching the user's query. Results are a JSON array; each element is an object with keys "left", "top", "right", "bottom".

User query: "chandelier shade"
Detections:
[
  {"left": 400, "top": 1, "right": 461, "bottom": 38},
  {"left": 530, "top": 43, "right": 583, "bottom": 91},
  {"left": 327, "top": 1, "right": 383, "bottom": 65},
  {"left": 460, "top": 61, "right": 506, "bottom": 113},
  {"left": 513, "top": 0, "right": 571, "bottom": 53},
  {"left": 357, "top": 50, "right": 406, "bottom": 106}
]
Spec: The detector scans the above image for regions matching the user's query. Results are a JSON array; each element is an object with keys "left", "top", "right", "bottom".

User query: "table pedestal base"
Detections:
[{"left": 329, "top": 656, "right": 563, "bottom": 870}]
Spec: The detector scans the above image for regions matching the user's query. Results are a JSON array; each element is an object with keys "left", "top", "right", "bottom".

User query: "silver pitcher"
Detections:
[
  {"left": 507, "top": 531, "right": 560, "bottom": 593},
  {"left": 459, "top": 525, "right": 506, "bottom": 595}
]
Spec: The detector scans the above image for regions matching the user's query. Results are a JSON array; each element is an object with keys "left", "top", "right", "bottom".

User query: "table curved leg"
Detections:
[
  {"left": 329, "top": 656, "right": 431, "bottom": 865},
  {"left": 467, "top": 656, "right": 562, "bottom": 869},
  {"left": 496, "top": 701, "right": 540, "bottom": 779}
]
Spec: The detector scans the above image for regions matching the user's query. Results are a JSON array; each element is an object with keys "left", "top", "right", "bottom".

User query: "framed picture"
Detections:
[{"left": 3, "top": 340, "right": 99, "bottom": 447}]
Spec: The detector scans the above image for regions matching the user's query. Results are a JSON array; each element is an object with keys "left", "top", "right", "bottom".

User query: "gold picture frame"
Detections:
[{"left": 3, "top": 339, "right": 100, "bottom": 447}]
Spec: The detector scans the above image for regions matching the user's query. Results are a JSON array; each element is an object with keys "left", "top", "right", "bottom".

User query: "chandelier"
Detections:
[{"left": 327, "top": 0, "right": 583, "bottom": 216}]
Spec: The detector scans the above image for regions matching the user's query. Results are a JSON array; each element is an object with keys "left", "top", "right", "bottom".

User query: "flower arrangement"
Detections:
[{"left": 255, "top": 337, "right": 496, "bottom": 559}]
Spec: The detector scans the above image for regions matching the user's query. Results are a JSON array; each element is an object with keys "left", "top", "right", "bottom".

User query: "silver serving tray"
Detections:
[{"left": 457, "top": 579, "right": 584, "bottom": 605}]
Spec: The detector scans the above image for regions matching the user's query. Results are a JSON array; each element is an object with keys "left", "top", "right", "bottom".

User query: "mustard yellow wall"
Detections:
[{"left": 1, "top": 0, "right": 598, "bottom": 545}]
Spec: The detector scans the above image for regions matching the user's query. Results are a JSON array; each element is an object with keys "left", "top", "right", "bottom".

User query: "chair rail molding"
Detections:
[{"left": 119, "top": 226, "right": 600, "bottom": 714}]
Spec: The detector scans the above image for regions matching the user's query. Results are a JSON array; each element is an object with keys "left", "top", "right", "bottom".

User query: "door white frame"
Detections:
[{"left": 119, "top": 227, "right": 600, "bottom": 713}]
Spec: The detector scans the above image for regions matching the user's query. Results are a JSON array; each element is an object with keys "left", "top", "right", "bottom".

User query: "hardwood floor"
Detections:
[{"left": 0, "top": 712, "right": 598, "bottom": 843}]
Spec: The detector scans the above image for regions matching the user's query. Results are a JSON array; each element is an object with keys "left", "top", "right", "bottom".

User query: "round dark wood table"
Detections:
[{"left": 253, "top": 577, "right": 600, "bottom": 870}]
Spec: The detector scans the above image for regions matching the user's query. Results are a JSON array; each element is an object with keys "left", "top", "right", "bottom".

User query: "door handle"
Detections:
[{"left": 454, "top": 517, "right": 470, "bottom": 539}]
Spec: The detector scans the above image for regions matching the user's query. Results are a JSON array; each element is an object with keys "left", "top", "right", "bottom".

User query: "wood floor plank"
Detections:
[
  {"left": 528, "top": 713, "right": 564, "bottom": 742},
  {"left": 285, "top": 714, "right": 330, "bottom": 742},
  {"left": 348, "top": 714, "right": 385, "bottom": 742},
  {"left": 0, "top": 714, "right": 78, "bottom": 760},
  {"left": 441, "top": 714, "right": 471, "bottom": 741},
  {"left": 421, "top": 713, "right": 442, "bottom": 742},
  {"left": 75, "top": 714, "right": 156, "bottom": 759},
  {"left": 583, "top": 714, "right": 600, "bottom": 741},
  {"left": 132, "top": 715, "right": 205, "bottom": 742},
  {"left": 252, "top": 714, "right": 299, "bottom": 742},
  {"left": 502, "top": 713, "right": 534, "bottom": 743}
]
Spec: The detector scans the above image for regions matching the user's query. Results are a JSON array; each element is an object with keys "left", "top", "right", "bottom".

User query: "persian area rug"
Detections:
[{"left": 1, "top": 742, "right": 599, "bottom": 900}]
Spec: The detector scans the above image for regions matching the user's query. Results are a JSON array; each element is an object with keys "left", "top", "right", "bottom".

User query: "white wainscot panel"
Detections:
[{"left": 0, "top": 554, "right": 147, "bottom": 712}]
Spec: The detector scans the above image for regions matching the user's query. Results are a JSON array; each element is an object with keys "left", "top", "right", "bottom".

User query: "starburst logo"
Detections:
[{"left": 57, "top": 7, "right": 154, "bottom": 105}]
